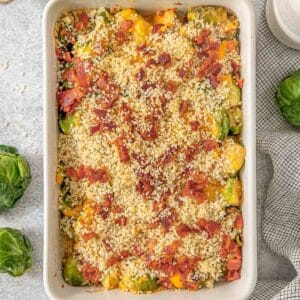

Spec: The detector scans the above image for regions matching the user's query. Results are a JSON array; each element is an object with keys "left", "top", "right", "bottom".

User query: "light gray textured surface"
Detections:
[{"left": 0, "top": 0, "right": 296, "bottom": 299}]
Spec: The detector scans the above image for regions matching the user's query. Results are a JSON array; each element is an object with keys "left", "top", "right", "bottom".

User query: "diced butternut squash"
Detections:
[
  {"left": 134, "top": 19, "right": 152, "bottom": 43},
  {"left": 153, "top": 9, "right": 176, "bottom": 28},
  {"left": 170, "top": 273, "right": 183, "bottom": 288},
  {"left": 102, "top": 269, "right": 120, "bottom": 290},
  {"left": 62, "top": 204, "right": 83, "bottom": 217}
]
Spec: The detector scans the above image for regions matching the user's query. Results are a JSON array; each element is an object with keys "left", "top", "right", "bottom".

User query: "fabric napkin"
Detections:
[{"left": 250, "top": 0, "right": 300, "bottom": 299}]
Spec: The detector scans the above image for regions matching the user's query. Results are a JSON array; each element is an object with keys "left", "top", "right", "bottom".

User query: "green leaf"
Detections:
[{"left": 0, "top": 228, "right": 33, "bottom": 276}]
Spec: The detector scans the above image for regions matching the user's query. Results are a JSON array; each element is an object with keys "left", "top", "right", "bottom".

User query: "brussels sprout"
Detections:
[
  {"left": 226, "top": 82, "right": 241, "bottom": 107},
  {"left": 224, "top": 141, "right": 246, "bottom": 176},
  {"left": 222, "top": 177, "right": 242, "bottom": 206},
  {"left": 0, "top": 145, "right": 31, "bottom": 211},
  {"left": 0, "top": 228, "right": 33, "bottom": 276},
  {"left": 59, "top": 115, "right": 74, "bottom": 134},
  {"left": 276, "top": 70, "right": 300, "bottom": 127},
  {"left": 227, "top": 106, "right": 242, "bottom": 135},
  {"left": 212, "top": 109, "right": 229, "bottom": 140},
  {"left": 102, "top": 269, "right": 120, "bottom": 289},
  {"left": 119, "top": 274, "right": 158, "bottom": 292},
  {"left": 63, "top": 256, "right": 85, "bottom": 286},
  {"left": 187, "top": 6, "right": 227, "bottom": 24},
  {"left": 99, "top": 10, "right": 112, "bottom": 24}
]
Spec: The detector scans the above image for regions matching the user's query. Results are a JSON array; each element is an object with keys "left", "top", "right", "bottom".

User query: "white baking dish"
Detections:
[{"left": 43, "top": 1, "right": 256, "bottom": 299}]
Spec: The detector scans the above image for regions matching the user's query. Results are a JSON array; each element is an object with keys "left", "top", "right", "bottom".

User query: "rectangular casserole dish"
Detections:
[{"left": 43, "top": 1, "right": 256, "bottom": 299}]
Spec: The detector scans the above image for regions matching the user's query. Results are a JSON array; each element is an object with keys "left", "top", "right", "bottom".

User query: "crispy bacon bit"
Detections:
[
  {"left": 72, "top": 57, "right": 90, "bottom": 89},
  {"left": 136, "top": 173, "right": 154, "bottom": 199},
  {"left": 231, "top": 61, "right": 244, "bottom": 88},
  {"left": 152, "top": 24, "right": 164, "bottom": 34},
  {"left": 56, "top": 48, "right": 72, "bottom": 62},
  {"left": 132, "top": 245, "right": 143, "bottom": 257},
  {"left": 194, "top": 29, "right": 211, "bottom": 45},
  {"left": 202, "top": 139, "right": 219, "bottom": 151},
  {"left": 225, "top": 270, "right": 240, "bottom": 282},
  {"left": 198, "top": 218, "right": 221, "bottom": 237},
  {"left": 146, "top": 58, "right": 158, "bottom": 68},
  {"left": 58, "top": 87, "right": 84, "bottom": 114},
  {"left": 103, "top": 239, "right": 113, "bottom": 251},
  {"left": 81, "top": 263, "right": 101, "bottom": 284},
  {"left": 190, "top": 121, "right": 200, "bottom": 131},
  {"left": 158, "top": 207, "right": 176, "bottom": 232},
  {"left": 106, "top": 250, "right": 130, "bottom": 267},
  {"left": 158, "top": 277, "right": 173, "bottom": 289},
  {"left": 114, "top": 137, "right": 130, "bottom": 163},
  {"left": 66, "top": 165, "right": 109, "bottom": 183},
  {"left": 177, "top": 67, "right": 187, "bottom": 79},
  {"left": 111, "top": 204, "right": 123, "bottom": 214},
  {"left": 82, "top": 232, "right": 98, "bottom": 242},
  {"left": 153, "top": 191, "right": 170, "bottom": 212},
  {"left": 96, "top": 71, "right": 109, "bottom": 90},
  {"left": 141, "top": 81, "right": 156, "bottom": 91},
  {"left": 234, "top": 214, "right": 243, "bottom": 230},
  {"left": 136, "top": 43, "right": 147, "bottom": 52},
  {"left": 157, "top": 146, "right": 179, "bottom": 166},
  {"left": 74, "top": 12, "right": 89, "bottom": 31},
  {"left": 227, "top": 258, "right": 242, "bottom": 271},
  {"left": 164, "top": 81, "right": 178, "bottom": 94},
  {"left": 179, "top": 101, "right": 189, "bottom": 117},
  {"left": 164, "top": 240, "right": 182, "bottom": 258},
  {"left": 185, "top": 142, "right": 201, "bottom": 162},
  {"left": 182, "top": 172, "right": 207, "bottom": 203},
  {"left": 158, "top": 52, "right": 171, "bottom": 66},
  {"left": 120, "top": 19, "right": 133, "bottom": 32},
  {"left": 176, "top": 224, "right": 192, "bottom": 238},
  {"left": 114, "top": 215, "right": 127, "bottom": 226},
  {"left": 220, "top": 234, "right": 242, "bottom": 260},
  {"left": 140, "top": 122, "right": 159, "bottom": 141},
  {"left": 136, "top": 68, "right": 146, "bottom": 81}
]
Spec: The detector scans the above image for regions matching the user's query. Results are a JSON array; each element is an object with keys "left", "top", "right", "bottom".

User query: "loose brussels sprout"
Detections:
[
  {"left": 226, "top": 81, "right": 241, "bottom": 107},
  {"left": 59, "top": 115, "right": 74, "bottom": 134},
  {"left": 227, "top": 106, "right": 242, "bottom": 135},
  {"left": 102, "top": 269, "right": 120, "bottom": 289},
  {"left": 276, "top": 70, "right": 300, "bottom": 127},
  {"left": 0, "top": 228, "right": 33, "bottom": 276},
  {"left": 63, "top": 256, "right": 86, "bottom": 286},
  {"left": 119, "top": 274, "right": 158, "bottom": 292},
  {"left": 0, "top": 145, "right": 31, "bottom": 211},
  {"left": 211, "top": 109, "right": 229, "bottom": 140},
  {"left": 222, "top": 177, "right": 242, "bottom": 206},
  {"left": 223, "top": 141, "right": 246, "bottom": 176}
]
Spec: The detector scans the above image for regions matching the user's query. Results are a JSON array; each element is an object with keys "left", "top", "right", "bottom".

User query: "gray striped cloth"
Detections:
[{"left": 250, "top": 0, "right": 300, "bottom": 299}]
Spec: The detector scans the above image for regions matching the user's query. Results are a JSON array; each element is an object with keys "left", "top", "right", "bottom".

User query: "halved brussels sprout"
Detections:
[
  {"left": 0, "top": 145, "right": 31, "bottom": 211},
  {"left": 99, "top": 9, "right": 112, "bottom": 24},
  {"left": 223, "top": 142, "right": 246, "bottom": 176},
  {"left": 226, "top": 82, "right": 241, "bottom": 107},
  {"left": 119, "top": 274, "right": 158, "bottom": 292},
  {"left": 222, "top": 177, "right": 242, "bottom": 206},
  {"left": 210, "top": 109, "right": 229, "bottom": 140},
  {"left": 63, "top": 256, "right": 85, "bottom": 286},
  {"left": 59, "top": 115, "right": 74, "bottom": 134},
  {"left": 235, "top": 234, "right": 243, "bottom": 247},
  {"left": 187, "top": 6, "right": 227, "bottom": 24},
  {"left": 102, "top": 269, "right": 120, "bottom": 290},
  {"left": 227, "top": 106, "right": 242, "bottom": 135},
  {"left": 0, "top": 228, "right": 33, "bottom": 276}
]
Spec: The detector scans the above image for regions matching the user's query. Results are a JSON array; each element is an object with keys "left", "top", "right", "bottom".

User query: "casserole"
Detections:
[{"left": 43, "top": 0, "right": 256, "bottom": 299}]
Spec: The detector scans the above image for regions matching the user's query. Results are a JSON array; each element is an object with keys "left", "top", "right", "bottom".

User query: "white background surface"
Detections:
[{"left": 0, "top": 0, "right": 296, "bottom": 299}]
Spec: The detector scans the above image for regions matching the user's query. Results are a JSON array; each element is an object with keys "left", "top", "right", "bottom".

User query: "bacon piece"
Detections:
[
  {"left": 198, "top": 218, "right": 221, "bottom": 237},
  {"left": 231, "top": 61, "right": 244, "bottom": 88},
  {"left": 114, "top": 137, "right": 130, "bottom": 163},
  {"left": 72, "top": 57, "right": 90, "bottom": 89},
  {"left": 146, "top": 58, "right": 157, "bottom": 68},
  {"left": 152, "top": 24, "right": 164, "bottom": 34},
  {"left": 136, "top": 173, "right": 154, "bottom": 199},
  {"left": 96, "top": 71, "right": 109, "bottom": 90},
  {"left": 103, "top": 193, "right": 114, "bottom": 208},
  {"left": 82, "top": 232, "right": 98, "bottom": 242},
  {"left": 111, "top": 204, "right": 123, "bottom": 214},
  {"left": 190, "top": 121, "right": 200, "bottom": 131},
  {"left": 66, "top": 165, "right": 109, "bottom": 183},
  {"left": 177, "top": 67, "right": 187, "bottom": 79},
  {"left": 81, "top": 263, "right": 101, "bottom": 284},
  {"left": 153, "top": 191, "right": 170, "bottom": 212},
  {"left": 158, "top": 52, "right": 171, "bottom": 66},
  {"left": 202, "top": 139, "right": 219, "bottom": 152},
  {"left": 227, "top": 258, "right": 242, "bottom": 271},
  {"left": 225, "top": 270, "right": 240, "bottom": 282},
  {"left": 182, "top": 173, "right": 207, "bottom": 203},
  {"left": 74, "top": 12, "right": 89, "bottom": 31},
  {"left": 233, "top": 214, "right": 243, "bottom": 230},
  {"left": 140, "top": 122, "right": 159, "bottom": 141},
  {"left": 176, "top": 224, "right": 192, "bottom": 238},
  {"left": 179, "top": 101, "right": 189, "bottom": 117},
  {"left": 185, "top": 142, "right": 201, "bottom": 162},
  {"left": 136, "top": 68, "right": 146, "bottom": 81},
  {"left": 58, "top": 87, "right": 85, "bottom": 114},
  {"left": 164, "top": 81, "right": 178, "bottom": 94},
  {"left": 157, "top": 146, "right": 179, "bottom": 166},
  {"left": 194, "top": 29, "right": 211, "bottom": 45},
  {"left": 141, "top": 81, "right": 156, "bottom": 91},
  {"left": 119, "top": 19, "right": 133, "bottom": 32},
  {"left": 106, "top": 251, "right": 130, "bottom": 267},
  {"left": 114, "top": 215, "right": 127, "bottom": 226},
  {"left": 158, "top": 207, "right": 176, "bottom": 232},
  {"left": 164, "top": 240, "right": 182, "bottom": 258},
  {"left": 56, "top": 48, "right": 72, "bottom": 62}
]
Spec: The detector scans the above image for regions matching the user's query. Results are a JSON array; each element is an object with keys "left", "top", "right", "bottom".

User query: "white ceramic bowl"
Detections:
[
  {"left": 266, "top": 0, "right": 300, "bottom": 50},
  {"left": 43, "top": 1, "right": 257, "bottom": 299}
]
